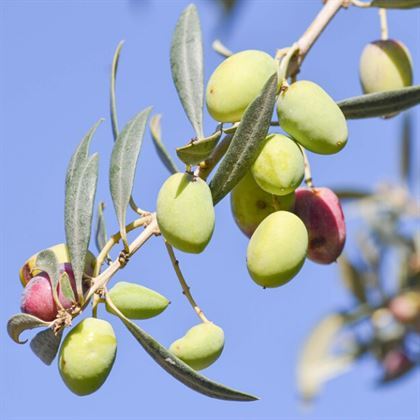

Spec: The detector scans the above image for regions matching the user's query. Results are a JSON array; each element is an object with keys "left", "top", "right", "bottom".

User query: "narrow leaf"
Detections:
[
  {"left": 109, "top": 107, "right": 152, "bottom": 247},
  {"left": 210, "top": 73, "right": 277, "bottom": 205},
  {"left": 110, "top": 40, "right": 125, "bottom": 141},
  {"left": 400, "top": 113, "right": 412, "bottom": 183},
  {"left": 334, "top": 189, "right": 372, "bottom": 200},
  {"left": 170, "top": 4, "right": 204, "bottom": 138},
  {"left": 150, "top": 114, "right": 179, "bottom": 174},
  {"left": 30, "top": 328, "right": 63, "bottom": 365},
  {"left": 35, "top": 250, "right": 60, "bottom": 303},
  {"left": 337, "top": 86, "right": 420, "bottom": 119},
  {"left": 176, "top": 128, "right": 222, "bottom": 165},
  {"left": 95, "top": 202, "right": 108, "bottom": 254},
  {"left": 297, "top": 314, "right": 353, "bottom": 402},
  {"left": 106, "top": 296, "right": 258, "bottom": 401},
  {"left": 338, "top": 256, "right": 367, "bottom": 303},
  {"left": 370, "top": 0, "right": 420, "bottom": 8},
  {"left": 7, "top": 313, "right": 50, "bottom": 344},
  {"left": 59, "top": 271, "right": 76, "bottom": 303},
  {"left": 65, "top": 143, "right": 100, "bottom": 302}
]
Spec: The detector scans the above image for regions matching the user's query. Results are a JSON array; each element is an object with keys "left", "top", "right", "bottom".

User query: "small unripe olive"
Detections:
[
  {"left": 359, "top": 39, "right": 413, "bottom": 94},
  {"left": 231, "top": 171, "right": 295, "bottom": 238},
  {"left": 156, "top": 173, "right": 215, "bottom": 254},
  {"left": 277, "top": 80, "right": 348, "bottom": 155},
  {"left": 58, "top": 318, "right": 117, "bottom": 396},
  {"left": 251, "top": 134, "right": 304, "bottom": 196},
  {"left": 247, "top": 211, "right": 308, "bottom": 288},
  {"left": 106, "top": 281, "right": 169, "bottom": 319},
  {"left": 206, "top": 50, "right": 277, "bottom": 123},
  {"left": 169, "top": 323, "right": 224, "bottom": 371}
]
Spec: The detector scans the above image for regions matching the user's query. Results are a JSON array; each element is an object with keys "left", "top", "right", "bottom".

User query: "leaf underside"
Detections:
[
  {"left": 337, "top": 85, "right": 420, "bottom": 119},
  {"left": 30, "top": 328, "right": 63, "bottom": 365},
  {"left": 170, "top": 4, "right": 204, "bottom": 138},
  {"left": 209, "top": 73, "right": 278, "bottom": 205},
  {"left": 7, "top": 313, "right": 50, "bottom": 344}
]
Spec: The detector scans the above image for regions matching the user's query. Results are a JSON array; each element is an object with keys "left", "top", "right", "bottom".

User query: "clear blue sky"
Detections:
[{"left": 1, "top": 1, "right": 419, "bottom": 419}]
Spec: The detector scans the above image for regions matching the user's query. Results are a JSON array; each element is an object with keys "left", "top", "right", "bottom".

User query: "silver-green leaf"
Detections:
[
  {"left": 95, "top": 201, "right": 108, "bottom": 255},
  {"left": 30, "top": 328, "right": 63, "bottom": 365},
  {"left": 210, "top": 73, "right": 277, "bottom": 205},
  {"left": 65, "top": 127, "right": 100, "bottom": 303},
  {"left": 110, "top": 40, "right": 125, "bottom": 141},
  {"left": 338, "top": 256, "right": 367, "bottom": 303},
  {"left": 337, "top": 85, "right": 420, "bottom": 119},
  {"left": 176, "top": 127, "right": 222, "bottom": 165},
  {"left": 370, "top": 0, "right": 420, "bottom": 8},
  {"left": 106, "top": 296, "right": 258, "bottom": 401},
  {"left": 7, "top": 313, "right": 50, "bottom": 344},
  {"left": 35, "top": 249, "right": 60, "bottom": 303},
  {"left": 400, "top": 113, "right": 412, "bottom": 183},
  {"left": 59, "top": 271, "right": 76, "bottom": 303},
  {"left": 170, "top": 4, "right": 204, "bottom": 138},
  {"left": 109, "top": 107, "right": 152, "bottom": 247},
  {"left": 150, "top": 114, "right": 179, "bottom": 174}
]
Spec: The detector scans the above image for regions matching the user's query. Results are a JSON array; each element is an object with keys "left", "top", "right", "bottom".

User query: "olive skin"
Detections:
[
  {"left": 277, "top": 80, "right": 348, "bottom": 155},
  {"left": 156, "top": 173, "right": 215, "bottom": 254},
  {"left": 206, "top": 50, "right": 277, "bottom": 123},
  {"left": 58, "top": 318, "right": 117, "bottom": 396},
  {"left": 247, "top": 211, "right": 308, "bottom": 288},
  {"left": 169, "top": 323, "right": 224, "bottom": 371}
]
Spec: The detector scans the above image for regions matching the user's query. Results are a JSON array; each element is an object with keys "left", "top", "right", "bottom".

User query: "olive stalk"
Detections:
[
  {"left": 164, "top": 242, "right": 210, "bottom": 323},
  {"left": 299, "top": 145, "right": 314, "bottom": 188},
  {"left": 379, "top": 9, "right": 388, "bottom": 40}
]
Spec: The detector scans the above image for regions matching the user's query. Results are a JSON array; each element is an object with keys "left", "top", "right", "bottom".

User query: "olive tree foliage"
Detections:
[{"left": 7, "top": 0, "right": 420, "bottom": 402}]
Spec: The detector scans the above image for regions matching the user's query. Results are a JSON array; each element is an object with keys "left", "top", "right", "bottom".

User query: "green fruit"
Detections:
[
  {"left": 251, "top": 133, "right": 304, "bottom": 195},
  {"left": 156, "top": 173, "right": 215, "bottom": 254},
  {"left": 359, "top": 39, "right": 413, "bottom": 94},
  {"left": 169, "top": 323, "right": 224, "bottom": 371},
  {"left": 230, "top": 171, "right": 295, "bottom": 238},
  {"left": 206, "top": 50, "right": 277, "bottom": 123},
  {"left": 58, "top": 318, "right": 117, "bottom": 396},
  {"left": 247, "top": 211, "right": 308, "bottom": 288},
  {"left": 106, "top": 281, "right": 169, "bottom": 319},
  {"left": 277, "top": 80, "right": 348, "bottom": 155}
]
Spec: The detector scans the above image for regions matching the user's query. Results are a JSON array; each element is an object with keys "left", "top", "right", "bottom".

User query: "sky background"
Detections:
[{"left": 1, "top": 1, "right": 419, "bottom": 419}]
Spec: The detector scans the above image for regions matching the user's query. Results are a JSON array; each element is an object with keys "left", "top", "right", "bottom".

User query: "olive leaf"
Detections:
[
  {"left": 59, "top": 271, "right": 76, "bottom": 303},
  {"left": 7, "top": 313, "right": 51, "bottom": 344},
  {"left": 109, "top": 107, "right": 152, "bottom": 247},
  {"left": 297, "top": 314, "right": 354, "bottom": 402},
  {"left": 95, "top": 202, "right": 108, "bottom": 255},
  {"left": 106, "top": 295, "right": 258, "bottom": 401},
  {"left": 170, "top": 4, "right": 204, "bottom": 139},
  {"left": 35, "top": 249, "right": 60, "bottom": 304},
  {"left": 370, "top": 0, "right": 420, "bottom": 8},
  {"left": 334, "top": 189, "right": 372, "bottom": 200},
  {"left": 400, "top": 113, "right": 412, "bottom": 183},
  {"left": 65, "top": 122, "right": 101, "bottom": 302},
  {"left": 110, "top": 40, "right": 125, "bottom": 141},
  {"left": 176, "top": 127, "right": 222, "bottom": 165},
  {"left": 338, "top": 256, "right": 367, "bottom": 303},
  {"left": 150, "top": 114, "right": 179, "bottom": 174},
  {"left": 337, "top": 85, "right": 420, "bottom": 119},
  {"left": 30, "top": 328, "right": 63, "bottom": 365},
  {"left": 210, "top": 73, "right": 277, "bottom": 205}
]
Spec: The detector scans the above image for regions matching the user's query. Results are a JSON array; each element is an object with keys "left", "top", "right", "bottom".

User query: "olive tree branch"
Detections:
[
  {"left": 82, "top": 214, "right": 160, "bottom": 308},
  {"left": 164, "top": 242, "right": 210, "bottom": 323},
  {"left": 287, "top": 0, "right": 346, "bottom": 78}
]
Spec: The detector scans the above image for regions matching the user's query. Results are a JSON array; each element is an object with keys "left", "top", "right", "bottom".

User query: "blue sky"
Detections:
[{"left": 1, "top": 1, "right": 419, "bottom": 419}]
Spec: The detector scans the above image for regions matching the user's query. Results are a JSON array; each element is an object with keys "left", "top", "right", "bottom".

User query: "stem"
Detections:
[
  {"left": 379, "top": 9, "right": 388, "bottom": 40},
  {"left": 164, "top": 242, "right": 210, "bottom": 323},
  {"left": 277, "top": 43, "right": 299, "bottom": 84},
  {"left": 287, "top": 0, "right": 344, "bottom": 77},
  {"left": 212, "top": 39, "right": 233, "bottom": 58},
  {"left": 84, "top": 214, "right": 159, "bottom": 306},
  {"left": 94, "top": 215, "right": 152, "bottom": 277},
  {"left": 198, "top": 134, "right": 233, "bottom": 180},
  {"left": 299, "top": 145, "right": 314, "bottom": 188},
  {"left": 351, "top": 0, "right": 371, "bottom": 7}
]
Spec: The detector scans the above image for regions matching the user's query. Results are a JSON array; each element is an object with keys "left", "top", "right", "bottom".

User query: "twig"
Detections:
[
  {"left": 299, "top": 145, "right": 314, "bottom": 188},
  {"left": 351, "top": 0, "right": 371, "bottom": 7},
  {"left": 212, "top": 39, "right": 233, "bottom": 58},
  {"left": 379, "top": 9, "right": 388, "bottom": 40},
  {"left": 164, "top": 242, "right": 210, "bottom": 323},
  {"left": 287, "top": 0, "right": 345, "bottom": 77}
]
